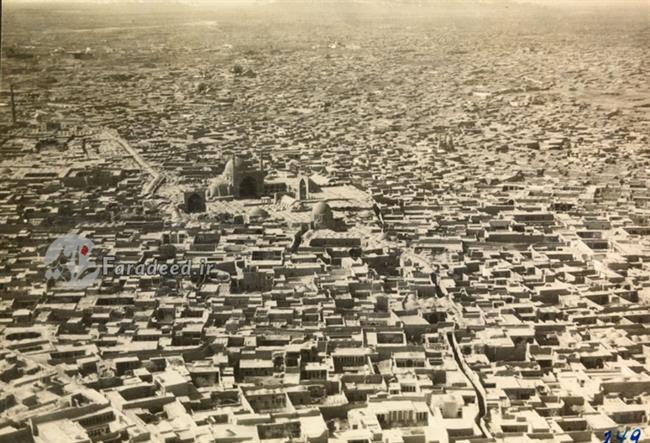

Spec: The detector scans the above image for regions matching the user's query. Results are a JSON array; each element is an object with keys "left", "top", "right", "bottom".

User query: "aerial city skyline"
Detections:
[{"left": 0, "top": 1, "right": 649, "bottom": 442}]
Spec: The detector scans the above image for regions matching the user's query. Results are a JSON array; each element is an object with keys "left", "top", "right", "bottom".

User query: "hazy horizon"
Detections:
[{"left": 2, "top": 0, "right": 649, "bottom": 6}]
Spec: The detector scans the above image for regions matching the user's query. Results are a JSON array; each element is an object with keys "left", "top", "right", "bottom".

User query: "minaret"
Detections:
[
  {"left": 447, "top": 134, "right": 454, "bottom": 150},
  {"left": 10, "top": 84, "right": 16, "bottom": 125},
  {"left": 229, "top": 155, "right": 239, "bottom": 197}
]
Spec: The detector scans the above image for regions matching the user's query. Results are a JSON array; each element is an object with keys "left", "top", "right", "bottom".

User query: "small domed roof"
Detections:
[
  {"left": 224, "top": 156, "right": 245, "bottom": 177},
  {"left": 312, "top": 201, "right": 332, "bottom": 218},
  {"left": 159, "top": 243, "right": 177, "bottom": 260},
  {"left": 249, "top": 207, "right": 269, "bottom": 219}
]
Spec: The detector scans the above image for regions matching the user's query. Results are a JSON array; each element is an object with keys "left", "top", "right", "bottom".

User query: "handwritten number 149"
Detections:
[{"left": 604, "top": 429, "right": 641, "bottom": 443}]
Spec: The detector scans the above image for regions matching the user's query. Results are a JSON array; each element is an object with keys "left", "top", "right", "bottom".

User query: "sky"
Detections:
[
  {"left": 2, "top": 0, "right": 649, "bottom": 13},
  {"left": 2, "top": 0, "right": 648, "bottom": 4}
]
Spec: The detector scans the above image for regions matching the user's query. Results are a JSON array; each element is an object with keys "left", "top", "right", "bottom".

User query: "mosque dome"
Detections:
[
  {"left": 312, "top": 201, "right": 334, "bottom": 230},
  {"left": 312, "top": 201, "right": 332, "bottom": 218},
  {"left": 224, "top": 156, "right": 245, "bottom": 178},
  {"left": 249, "top": 207, "right": 269, "bottom": 220}
]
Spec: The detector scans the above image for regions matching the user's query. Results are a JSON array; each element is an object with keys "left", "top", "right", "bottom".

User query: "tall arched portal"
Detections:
[
  {"left": 184, "top": 192, "right": 206, "bottom": 213},
  {"left": 239, "top": 176, "right": 258, "bottom": 198},
  {"left": 298, "top": 178, "right": 308, "bottom": 200}
]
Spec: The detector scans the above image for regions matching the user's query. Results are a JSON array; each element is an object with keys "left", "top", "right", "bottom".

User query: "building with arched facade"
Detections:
[
  {"left": 207, "top": 156, "right": 320, "bottom": 201},
  {"left": 206, "top": 156, "right": 267, "bottom": 199},
  {"left": 183, "top": 191, "right": 206, "bottom": 213},
  {"left": 207, "top": 156, "right": 266, "bottom": 199},
  {"left": 285, "top": 175, "right": 321, "bottom": 201}
]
